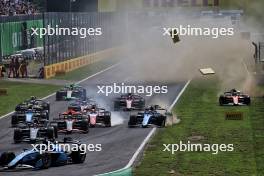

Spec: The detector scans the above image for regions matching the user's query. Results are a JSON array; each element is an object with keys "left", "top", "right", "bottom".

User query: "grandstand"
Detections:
[{"left": 0, "top": 0, "right": 39, "bottom": 16}]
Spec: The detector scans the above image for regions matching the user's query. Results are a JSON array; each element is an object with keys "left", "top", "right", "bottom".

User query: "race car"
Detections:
[
  {"left": 0, "top": 138, "right": 86, "bottom": 170},
  {"left": 52, "top": 110, "right": 89, "bottom": 134},
  {"left": 219, "top": 89, "right": 251, "bottom": 106},
  {"left": 68, "top": 98, "right": 95, "bottom": 112},
  {"left": 11, "top": 109, "right": 49, "bottom": 127},
  {"left": 114, "top": 93, "right": 145, "bottom": 111},
  {"left": 85, "top": 105, "right": 111, "bottom": 127},
  {"left": 128, "top": 105, "right": 167, "bottom": 128},
  {"left": 13, "top": 121, "right": 58, "bottom": 144},
  {"left": 56, "top": 84, "right": 86, "bottom": 101},
  {"left": 15, "top": 96, "right": 50, "bottom": 112}
]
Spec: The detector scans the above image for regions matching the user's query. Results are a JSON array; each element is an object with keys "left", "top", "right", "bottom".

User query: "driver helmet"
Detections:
[{"left": 149, "top": 106, "right": 154, "bottom": 111}]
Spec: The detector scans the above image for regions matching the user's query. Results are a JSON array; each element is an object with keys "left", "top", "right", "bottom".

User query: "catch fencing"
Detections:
[
  {"left": 43, "top": 12, "right": 124, "bottom": 66},
  {"left": 0, "top": 14, "right": 43, "bottom": 58}
]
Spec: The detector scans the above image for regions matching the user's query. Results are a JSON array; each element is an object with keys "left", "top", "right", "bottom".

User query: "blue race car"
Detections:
[
  {"left": 0, "top": 138, "right": 86, "bottom": 170},
  {"left": 128, "top": 105, "right": 167, "bottom": 128},
  {"left": 11, "top": 108, "right": 49, "bottom": 127}
]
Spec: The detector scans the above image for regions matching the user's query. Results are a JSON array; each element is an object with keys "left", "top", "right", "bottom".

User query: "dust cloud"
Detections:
[{"left": 107, "top": 8, "right": 258, "bottom": 95}]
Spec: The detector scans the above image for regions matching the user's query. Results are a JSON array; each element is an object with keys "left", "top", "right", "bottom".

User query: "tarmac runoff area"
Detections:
[{"left": 0, "top": 62, "right": 187, "bottom": 176}]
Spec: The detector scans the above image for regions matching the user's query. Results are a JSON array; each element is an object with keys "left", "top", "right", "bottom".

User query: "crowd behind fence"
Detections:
[{"left": 0, "top": 0, "right": 39, "bottom": 16}]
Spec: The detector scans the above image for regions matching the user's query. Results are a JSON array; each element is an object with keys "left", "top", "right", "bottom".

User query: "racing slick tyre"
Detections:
[
  {"left": 114, "top": 101, "right": 120, "bottom": 111},
  {"left": 71, "top": 150, "right": 86, "bottom": 164},
  {"left": 11, "top": 116, "right": 18, "bottom": 127},
  {"left": 56, "top": 92, "right": 63, "bottom": 101},
  {"left": 15, "top": 106, "right": 21, "bottom": 112},
  {"left": 138, "top": 100, "right": 145, "bottom": 110},
  {"left": 38, "top": 153, "right": 52, "bottom": 169},
  {"left": 244, "top": 97, "right": 251, "bottom": 105},
  {"left": 47, "top": 127, "right": 55, "bottom": 139},
  {"left": 53, "top": 126, "right": 58, "bottom": 138},
  {"left": 104, "top": 116, "right": 111, "bottom": 127},
  {"left": 128, "top": 115, "right": 137, "bottom": 127},
  {"left": 158, "top": 117, "right": 166, "bottom": 127},
  {"left": 80, "top": 121, "right": 89, "bottom": 134},
  {"left": 13, "top": 129, "right": 22, "bottom": 143},
  {"left": 219, "top": 96, "right": 224, "bottom": 106},
  {"left": 0, "top": 152, "right": 15, "bottom": 166}
]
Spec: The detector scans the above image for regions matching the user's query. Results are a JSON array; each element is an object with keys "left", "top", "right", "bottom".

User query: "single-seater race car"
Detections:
[
  {"left": 56, "top": 84, "right": 86, "bottom": 101},
  {"left": 128, "top": 105, "right": 167, "bottom": 128},
  {"left": 11, "top": 108, "right": 49, "bottom": 127},
  {"left": 0, "top": 138, "right": 86, "bottom": 170},
  {"left": 85, "top": 105, "right": 111, "bottom": 127},
  {"left": 13, "top": 121, "right": 58, "bottom": 144},
  {"left": 114, "top": 93, "right": 145, "bottom": 111},
  {"left": 15, "top": 96, "right": 50, "bottom": 112},
  {"left": 68, "top": 98, "right": 95, "bottom": 112},
  {"left": 52, "top": 110, "right": 89, "bottom": 134},
  {"left": 219, "top": 89, "right": 251, "bottom": 106}
]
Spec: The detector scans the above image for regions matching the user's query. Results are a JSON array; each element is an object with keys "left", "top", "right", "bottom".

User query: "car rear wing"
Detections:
[{"left": 55, "top": 113, "right": 86, "bottom": 120}]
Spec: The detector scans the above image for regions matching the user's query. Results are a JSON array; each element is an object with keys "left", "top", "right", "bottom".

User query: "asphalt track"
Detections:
[{"left": 0, "top": 62, "right": 186, "bottom": 176}]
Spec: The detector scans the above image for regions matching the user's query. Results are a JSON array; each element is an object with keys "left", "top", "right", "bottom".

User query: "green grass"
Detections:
[
  {"left": 53, "top": 57, "right": 120, "bottom": 81},
  {"left": 134, "top": 77, "right": 264, "bottom": 176},
  {"left": 0, "top": 81, "right": 60, "bottom": 116},
  {"left": 250, "top": 85, "right": 264, "bottom": 174}
]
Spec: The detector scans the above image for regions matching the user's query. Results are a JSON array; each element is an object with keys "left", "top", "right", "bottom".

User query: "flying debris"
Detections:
[
  {"left": 199, "top": 68, "right": 215, "bottom": 75},
  {"left": 170, "top": 29, "right": 180, "bottom": 43}
]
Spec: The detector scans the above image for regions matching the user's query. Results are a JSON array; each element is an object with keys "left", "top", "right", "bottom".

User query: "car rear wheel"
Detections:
[
  {"left": 128, "top": 115, "right": 137, "bottom": 127},
  {"left": 71, "top": 150, "right": 86, "bottom": 164},
  {"left": 47, "top": 127, "right": 55, "bottom": 139},
  {"left": 104, "top": 116, "right": 111, "bottom": 127},
  {"left": 81, "top": 121, "right": 89, "bottom": 133},
  {"left": 11, "top": 116, "right": 18, "bottom": 127},
  {"left": 38, "top": 153, "right": 51, "bottom": 169},
  {"left": 159, "top": 117, "right": 166, "bottom": 127},
  {"left": 219, "top": 97, "right": 224, "bottom": 106},
  {"left": 245, "top": 97, "right": 251, "bottom": 105},
  {"left": 13, "top": 129, "right": 22, "bottom": 143},
  {"left": 114, "top": 101, "right": 120, "bottom": 111}
]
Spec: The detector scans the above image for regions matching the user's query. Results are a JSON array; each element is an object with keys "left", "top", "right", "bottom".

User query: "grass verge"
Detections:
[
  {"left": 0, "top": 81, "right": 60, "bottom": 116},
  {"left": 53, "top": 57, "right": 120, "bottom": 81},
  {"left": 134, "top": 77, "right": 264, "bottom": 176}
]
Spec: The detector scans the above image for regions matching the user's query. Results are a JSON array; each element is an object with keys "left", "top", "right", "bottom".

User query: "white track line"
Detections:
[
  {"left": 97, "top": 80, "right": 191, "bottom": 176},
  {"left": 169, "top": 80, "right": 191, "bottom": 111},
  {"left": 76, "top": 63, "right": 120, "bottom": 84},
  {"left": 0, "top": 63, "right": 119, "bottom": 120}
]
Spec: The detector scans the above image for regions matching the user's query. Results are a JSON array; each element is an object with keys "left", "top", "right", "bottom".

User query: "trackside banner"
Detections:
[{"left": 0, "top": 20, "right": 43, "bottom": 56}]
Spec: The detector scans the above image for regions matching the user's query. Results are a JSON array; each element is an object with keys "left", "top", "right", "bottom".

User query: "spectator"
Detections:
[
  {"left": 0, "top": 0, "right": 39, "bottom": 16},
  {"left": 8, "top": 58, "right": 16, "bottom": 78},
  {"left": 0, "top": 64, "right": 6, "bottom": 77},
  {"left": 20, "top": 59, "right": 28, "bottom": 78},
  {"left": 14, "top": 57, "right": 20, "bottom": 78}
]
